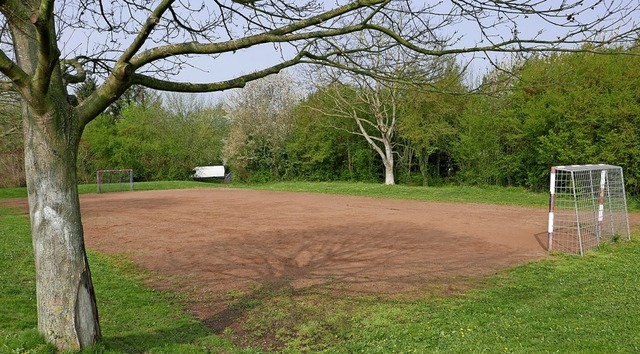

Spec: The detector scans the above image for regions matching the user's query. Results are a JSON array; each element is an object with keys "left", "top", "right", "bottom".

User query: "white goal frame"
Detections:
[
  {"left": 96, "top": 169, "right": 134, "bottom": 193},
  {"left": 548, "top": 164, "right": 630, "bottom": 255}
]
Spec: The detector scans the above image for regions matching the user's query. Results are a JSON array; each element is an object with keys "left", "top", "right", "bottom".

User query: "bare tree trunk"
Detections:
[
  {"left": 23, "top": 104, "right": 101, "bottom": 350},
  {"left": 383, "top": 137, "right": 395, "bottom": 185}
]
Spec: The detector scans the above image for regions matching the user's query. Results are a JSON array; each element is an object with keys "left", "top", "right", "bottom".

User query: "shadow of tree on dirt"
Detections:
[
  {"left": 79, "top": 189, "right": 552, "bottom": 350},
  {"left": 154, "top": 220, "right": 538, "bottom": 344}
]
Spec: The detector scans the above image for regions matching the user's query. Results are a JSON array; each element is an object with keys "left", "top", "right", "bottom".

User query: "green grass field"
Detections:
[{"left": 2, "top": 182, "right": 640, "bottom": 353}]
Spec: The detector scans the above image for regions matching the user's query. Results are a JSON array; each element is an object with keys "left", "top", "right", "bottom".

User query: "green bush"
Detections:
[{"left": 79, "top": 98, "right": 228, "bottom": 183}]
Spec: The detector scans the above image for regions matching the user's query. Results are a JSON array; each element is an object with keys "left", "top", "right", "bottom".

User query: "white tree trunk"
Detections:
[
  {"left": 353, "top": 116, "right": 396, "bottom": 186},
  {"left": 383, "top": 134, "right": 395, "bottom": 185},
  {"left": 23, "top": 106, "right": 101, "bottom": 350}
]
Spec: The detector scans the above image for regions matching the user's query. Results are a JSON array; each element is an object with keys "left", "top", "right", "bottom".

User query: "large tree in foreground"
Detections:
[{"left": 0, "top": 0, "right": 638, "bottom": 350}]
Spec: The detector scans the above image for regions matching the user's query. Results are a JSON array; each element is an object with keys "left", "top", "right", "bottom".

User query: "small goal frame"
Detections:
[
  {"left": 96, "top": 169, "right": 134, "bottom": 193},
  {"left": 548, "top": 164, "right": 630, "bottom": 255}
]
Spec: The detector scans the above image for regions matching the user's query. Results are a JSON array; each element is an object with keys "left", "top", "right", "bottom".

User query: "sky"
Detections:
[{"left": 54, "top": 0, "right": 639, "bottom": 105}]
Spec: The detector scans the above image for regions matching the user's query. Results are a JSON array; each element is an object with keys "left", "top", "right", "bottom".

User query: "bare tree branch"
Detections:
[
  {"left": 130, "top": 53, "right": 303, "bottom": 92},
  {"left": 119, "top": 0, "right": 175, "bottom": 64},
  {"left": 128, "top": 1, "right": 382, "bottom": 68},
  {"left": 61, "top": 58, "right": 86, "bottom": 84},
  {"left": 32, "top": 0, "right": 57, "bottom": 95},
  {"left": 0, "top": 49, "right": 29, "bottom": 90},
  {"left": 3, "top": 0, "right": 640, "bottom": 350}
]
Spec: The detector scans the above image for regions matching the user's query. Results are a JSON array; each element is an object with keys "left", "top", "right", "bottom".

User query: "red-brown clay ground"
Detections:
[
  {"left": 7, "top": 188, "right": 639, "bottom": 336},
  {"left": 80, "top": 189, "right": 549, "bottom": 317}
]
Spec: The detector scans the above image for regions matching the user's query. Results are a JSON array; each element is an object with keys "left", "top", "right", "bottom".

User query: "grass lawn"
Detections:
[
  {"left": 2, "top": 181, "right": 640, "bottom": 353},
  {"left": 0, "top": 206, "right": 251, "bottom": 354}
]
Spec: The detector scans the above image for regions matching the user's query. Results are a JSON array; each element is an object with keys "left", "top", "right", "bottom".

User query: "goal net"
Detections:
[
  {"left": 96, "top": 169, "right": 134, "bottom": 193},
  {"left": 548, "top": 164, "right": 630, "bottom": 255}
]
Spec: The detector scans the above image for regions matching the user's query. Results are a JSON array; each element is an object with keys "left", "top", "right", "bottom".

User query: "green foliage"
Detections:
[
  {"left": 514, "top": 51, "right": 640, "bottom": 192},
  {"left": 223, "top": 73, "right": 301, "bottom": 182},
  {"left": 225, "top": 82, "right": 383, "bottom": 183},
  {"left": 285, "top": 91, "right": 381, "bottom": 182},
  {"left": 9, "top": 50, "right": 640, "bottom": 192},
  {"left": 452, "top": 49, "right": 640, "bottom": 194},
  {"left": 0, "top": 93, "right": 24, "bottom": 188},
  {"left": 79, "top": 97, "right": 228, "bottom": 183},
  {"left": 397, "top": 63, "right": 467, "bottom": 185},
  {"left": 453, "top": 94, "right": 520, "bottom": 186}
]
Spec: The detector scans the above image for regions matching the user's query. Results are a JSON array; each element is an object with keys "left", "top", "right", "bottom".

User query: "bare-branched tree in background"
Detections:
[
  {"left": 0, "top": 0, "right": 638, "bottom": 350},
  {"left": 224, "top": 72, "right": 301, "bottom": 180},
  {"left": 307, "top": 20, "right": 456, "bottom": 186}
]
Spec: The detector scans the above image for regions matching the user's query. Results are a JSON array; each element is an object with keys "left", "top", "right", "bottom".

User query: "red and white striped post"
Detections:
[
  {"left": 548, "top": 166, "right": 557, "bottom": 251},
  {"left": 597, "top": 169, "right": 607, "bottom": 244}
]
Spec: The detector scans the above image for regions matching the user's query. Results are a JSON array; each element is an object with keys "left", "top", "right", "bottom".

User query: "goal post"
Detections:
[
  {"left": 96, "top": 169, "right": 134, "bottom": 193},
  {"left": 548, "top": 164, "right": 630, "bottom": 255}
]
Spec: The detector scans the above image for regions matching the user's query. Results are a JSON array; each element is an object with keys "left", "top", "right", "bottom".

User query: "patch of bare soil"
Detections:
[{"left": 77, "top": 189, "right": 550, "bottom": 310}]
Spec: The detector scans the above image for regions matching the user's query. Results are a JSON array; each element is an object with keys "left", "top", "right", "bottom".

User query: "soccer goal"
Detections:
[
  {"left": 548, "top": 164, "right": 630, "bottom": 255},
  {"left": 96, "top": 169, "right": 134, "bottom": 193}
]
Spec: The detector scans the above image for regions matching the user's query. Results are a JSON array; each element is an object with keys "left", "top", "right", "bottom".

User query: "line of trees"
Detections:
[
  {"left": 230, "top": 49, "right": 640, "bottom": 195},
  {"left": 4, "top": 49, "right": 638, "bottom": 195}
]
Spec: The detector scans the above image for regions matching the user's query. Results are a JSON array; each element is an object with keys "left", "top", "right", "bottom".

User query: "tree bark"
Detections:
[
  {"left": 5, "top": 4, "right": 102, "bottom": 349},
  {"left": 23, "top": 103, "right": 101, "bottom": 350}
]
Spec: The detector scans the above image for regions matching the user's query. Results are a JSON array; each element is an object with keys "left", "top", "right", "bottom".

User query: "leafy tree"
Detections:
[
  {"left": 81, "top": 95, "right": 228, "bottom": 181},
  {"left": 75, "top": 80, "right": 158, "bottom": 182},
  {"left": 397, "top": 62, "right": 467, "bottom": 185},
  {"left": 308, "top": 35, "right": 427, "bottom": 186},
  {"left": 309, "top": 79, "right": 401, "bottom": 185},
  {"left": 0, "top": 0, "right": 636, "bottom": 348},
  {"left": 508, "top": 50, "right": 640, "bottom": 192},
  {"left": 287, "top": 90, "right": 381, "bottom": 181},
  {"left": 454, "top": 49, "right": 640, "bottom": 193},
  {"left": 452, "top": 94, "right": 519, "bottom": 185}
]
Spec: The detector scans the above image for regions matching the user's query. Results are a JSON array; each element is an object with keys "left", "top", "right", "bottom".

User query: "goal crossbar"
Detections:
[{"left": 548, "top": 164, "right": 630, "bottom": 255}]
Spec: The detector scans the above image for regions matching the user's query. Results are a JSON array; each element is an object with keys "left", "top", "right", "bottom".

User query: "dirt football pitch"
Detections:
[
  {"left": 7, "top": 188, "right": 640, "bottom": 327},
  {"left": 81, "top": 188, "right": 553, "bottom": 318}
]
